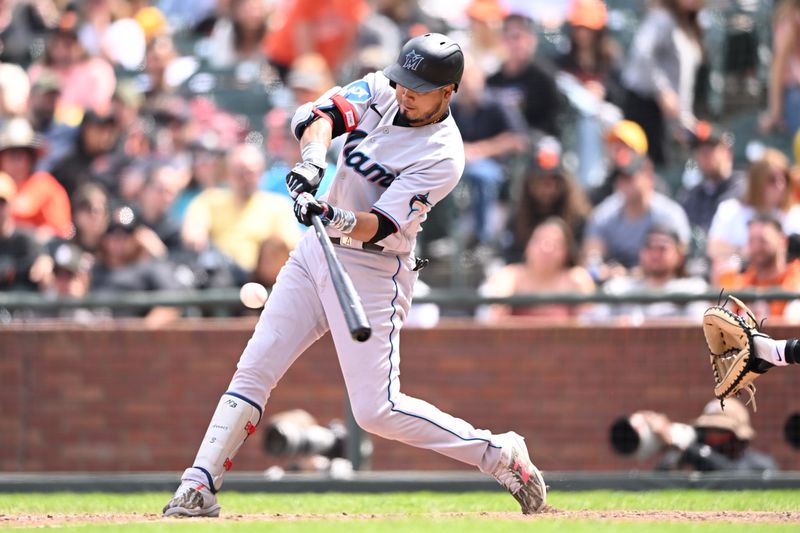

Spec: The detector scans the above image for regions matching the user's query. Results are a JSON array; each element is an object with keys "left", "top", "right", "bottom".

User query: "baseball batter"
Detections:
[{"left": 163, "top": 34, "right": 547, "bottom": 517}]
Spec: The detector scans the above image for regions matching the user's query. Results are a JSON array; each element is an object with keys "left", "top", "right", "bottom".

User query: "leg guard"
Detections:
[{"left": 183, "top": 392, "right": 262, "bottom": 492}]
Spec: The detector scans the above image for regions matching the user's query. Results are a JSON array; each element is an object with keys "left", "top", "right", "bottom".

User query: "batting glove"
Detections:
[
  {"left": 286, "top": 161, "right": 324, "bottom": 200},
  {"left": 294, "top": 192, "right": 330, "bottom": 226}
]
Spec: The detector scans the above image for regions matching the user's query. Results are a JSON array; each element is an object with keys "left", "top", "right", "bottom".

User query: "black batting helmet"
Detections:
[{"left": 383, "top": 33, "right": 464, "bottom": 93}]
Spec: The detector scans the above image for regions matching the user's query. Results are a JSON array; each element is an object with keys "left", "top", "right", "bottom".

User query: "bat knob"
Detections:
[{"left": 352, "top": 327, "right": 372, "bottom": 343}]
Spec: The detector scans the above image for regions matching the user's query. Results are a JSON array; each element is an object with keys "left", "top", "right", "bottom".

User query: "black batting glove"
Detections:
[
  {"left": 294, "top": 192, "right": 331, "bottom": 226},
  {"left": 286, "top": 161, "right": 324, "bottom": 200}
]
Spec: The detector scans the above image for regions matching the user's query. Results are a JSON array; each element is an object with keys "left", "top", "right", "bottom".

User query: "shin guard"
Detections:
[{"left": 187, "top": 392, "right": 262, "bottom": 492}]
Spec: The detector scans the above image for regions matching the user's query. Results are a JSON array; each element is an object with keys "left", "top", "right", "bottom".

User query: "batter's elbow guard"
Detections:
[
  {"left": 291, "top": 102, "right": 316, "bottom": 141},
  {"left": 290, "top": 86, "right": 343, "bottom": 141}
]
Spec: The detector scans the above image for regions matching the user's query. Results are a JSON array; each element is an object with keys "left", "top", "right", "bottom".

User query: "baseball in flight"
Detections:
[{"left": 239, "top": 282, "right": 268, "bottom": 309}]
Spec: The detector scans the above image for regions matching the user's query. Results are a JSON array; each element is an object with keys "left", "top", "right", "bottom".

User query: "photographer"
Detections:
[
  {"left": 612, "top": 399, "right": 778, "bottom": 473},
  {"left": 261, "top": 409, "right": 363, "bottom": 479}
]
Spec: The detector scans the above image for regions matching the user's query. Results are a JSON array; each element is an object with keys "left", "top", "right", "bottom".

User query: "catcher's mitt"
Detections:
[{"left": 702, "top": 295, "right": 774, "bottom": 410}]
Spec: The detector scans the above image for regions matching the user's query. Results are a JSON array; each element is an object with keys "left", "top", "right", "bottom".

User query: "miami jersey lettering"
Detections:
[{"left": 302, "top": 71, "right": 465, "bottom": 255}]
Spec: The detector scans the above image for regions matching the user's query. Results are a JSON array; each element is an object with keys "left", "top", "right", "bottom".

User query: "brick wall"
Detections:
[{"left": 2, "top": 319, "right": 799, "bottom": 472}]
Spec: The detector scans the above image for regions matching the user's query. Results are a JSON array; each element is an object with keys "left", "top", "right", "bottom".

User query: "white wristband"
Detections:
[
  {"left": 328, "top": 206, "right": 357, "bottom": 234},
  {"left": 301, "top": 142, "right": 327, "bottom": 169}
]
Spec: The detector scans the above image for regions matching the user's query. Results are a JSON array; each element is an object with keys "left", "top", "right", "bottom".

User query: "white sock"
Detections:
[{"left": 754, "top": 336, "right": 789, "bottom": 366}]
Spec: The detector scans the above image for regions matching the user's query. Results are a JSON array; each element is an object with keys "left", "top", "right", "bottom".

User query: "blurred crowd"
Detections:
[{"left": 1, "top": 0, "right": 800, "bottom": 324}]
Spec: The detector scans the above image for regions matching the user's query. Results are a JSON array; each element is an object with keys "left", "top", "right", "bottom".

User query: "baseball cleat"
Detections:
[
  {"left": 492, "top": 431, "right": 547, "bottom": 514},
  {"left": 163, "top": 480, "right": 221, "bottom": 517}
]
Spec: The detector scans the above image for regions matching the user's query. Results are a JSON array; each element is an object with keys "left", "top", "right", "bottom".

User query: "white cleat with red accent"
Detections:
[
  {"left": 163, "top": 480, "right": 221, "bottom": 517},
  {"left": 492, "top": 431, "right": 547, "bottom": 514}
]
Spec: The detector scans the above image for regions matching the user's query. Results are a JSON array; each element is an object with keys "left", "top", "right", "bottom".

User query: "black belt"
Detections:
[{"left": 330, "top": 237, "right": 384, "bottom": 253}]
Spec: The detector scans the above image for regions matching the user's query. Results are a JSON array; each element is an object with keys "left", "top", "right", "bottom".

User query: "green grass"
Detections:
[
  {"left": 3, "top": 490, "right": 799, "bottom": 514},
  {"left": 2, "top": 491, "right": 799, "bottom": 532}
]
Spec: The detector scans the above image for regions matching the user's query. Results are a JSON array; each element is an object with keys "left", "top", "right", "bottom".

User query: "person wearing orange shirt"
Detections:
[
  {"left": 722, "top": 215, "right": 800, "bottom": 319},
  {"left": 0, "top": 117, "right": 72, "bottom": 241},
  {"left": 264, "top": 0, "right": 368, "bottom": 76}
]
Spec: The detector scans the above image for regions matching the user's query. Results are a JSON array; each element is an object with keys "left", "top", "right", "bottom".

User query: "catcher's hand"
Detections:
[{"left": 702, "top": 295, "right": 774, "bottom": 410}]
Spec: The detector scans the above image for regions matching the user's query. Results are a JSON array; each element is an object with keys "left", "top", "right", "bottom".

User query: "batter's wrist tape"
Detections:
[
  {"left": 301, "top": 142, "right": 327, "bottom": 169},
  {"left": 785, "top": 338, "right": 800, "bottom": 364},
  {"left": 326, "top": 206, "right": 357, "bottom": 233}
]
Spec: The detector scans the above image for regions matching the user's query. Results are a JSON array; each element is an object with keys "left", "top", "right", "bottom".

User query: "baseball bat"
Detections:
[{"left": 310, "top": 215, "right": 372, "bottom": 342}]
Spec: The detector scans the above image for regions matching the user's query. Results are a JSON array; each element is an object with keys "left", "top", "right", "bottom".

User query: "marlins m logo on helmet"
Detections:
[{"left": 403, "top": 50, "right": 424, "bottom": 71}]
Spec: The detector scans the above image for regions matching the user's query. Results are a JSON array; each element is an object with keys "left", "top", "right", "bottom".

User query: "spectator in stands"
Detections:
[
  {"left": 205, "top": 0, "right": 270, "bottom": 69},
  {"left": 28, "top": 70, "right": 77, "bottom": 173},
  {"left": 487, "top": 14, "right": 560, "bottom": 137},
  {"left": 0, "top": 172, "right": 50, "bottom": 292},
  {"left": 720, "top": 216, "right": 800, "bottom": 320},
  {"left": 257, "top": 108, "right": 336, "bottom": 207},
  {"left": 456, "top": 0, "right": 506, "bottom": 76},
  {"left": 91, "top": 204, "right": 185, "bottom": 325},
  {"left": 556, "top": 0, "right": 623, "bottom": 106},
  {"left": 63, "top": 182, "right": 166, "bottom": 262},
  {"left": 0, "top": 0, "right": 57, "bottom": 66},
  {"left": 707, "top": 148, "right": 800, "bottom": 283},
  {"left": 64, "top": 182, "right": 109, "bottom": 254},
  {"left": 620, "top": 0, "right": 704, "bottom": 165},
  {"left": 146, "top": 94, "right": 192, "bottom": 170},
  {"left": 172, "top": 133, "right": 226, "bottom": 221},
  {"left": 605, "top": 121, "right": 650, "bottom": 169},
  {"left": 583, "top": 152, "right": 691, "bottom": 279},
  {"left": 42, "top": 241, "right": 93, "bottom": 301},
  {"left": 264, "top": 0, "right": 369, "bottom": 77},
  {"left": 0, "top": 117, "right": 71, "bottom": 241},
  {"left": 73, "top": 0, "right": 144, "bottom": 69},
  {"left": 50, "top": 108, "right": 129, "bottom": 199},
  {"left": 505, "top": 138, "right": 590, "bottom": 263},
  {"left": 761, "top": 0, "right": 800, "bottom": 137},
  {"left": 504, "top": 0, "right": 572, "bottom": 26},
  {"left": 589, "top": 119, "right": 649, "bottom": 206},
  {"left": 286, "top": 53, "right": 336, "bottom": 107},
  {"left": 0, "top": 61, "right": 29, "bottom": 117},
  {"left": 181, "top": 143, "right": 300, "bottom": 272},
  {"left": 591, "top": 225, "right": 709, "bottom": 321},
  {"left": 373, "top": 0, "right": 446, "bottom": 41},
  {"left": 251, "top": 236, "right": 292, "bottom": 291},
  {"left": 482, "top": 217, "right": 595, "bottom": 322},
  {"left": 112, "top": 80, "right": 152, "bottom": 162},
  {"left": 155, "top": 0, "right": 214, "bottom": 32},
  {"left": 136, "top": 164, "right": 184, "bottom": 253},
  {"left": 114, "top": 161, "right": 149, "bottom": 206},
  {"left": 141, "top": 34, "right": 181, "bottom": 100},
  {"left": 679, "top": 122, "right": 744, "bottom": 236},
  {"left": 259, "top": 108, "right": 328, "bottom": 198},
  {"left": 133, "top": 4, "right": 169, "bottom": 44},
  {"left": 452, "top": 56, "right": 527, "bottom": 247},
  {"left": 111, "top": 80, "right": 144, "bottom": 133},
  {"left": 77, "top": 0, "right": 118, "bottom": 58},
  {"left": 27, "top": 9, "right": 116, "bottom": 119}
]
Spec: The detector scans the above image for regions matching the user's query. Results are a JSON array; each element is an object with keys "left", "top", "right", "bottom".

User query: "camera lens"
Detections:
[
  {"left": 784, "top": 413, "right": 800, "bottom": 449},
  {"left": 610, "top": 417, "right": 640, "bottom": 455},
  {"left": 264, "top": 423, "right": 292, "bottom": 455}
]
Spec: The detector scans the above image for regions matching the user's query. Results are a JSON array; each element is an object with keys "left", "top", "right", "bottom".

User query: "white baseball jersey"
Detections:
[
  {"left": 178, "top": 70, "right": 508, "bottom": 498},
  {"left": 309, "top": 71, "right": 466, "bottom": 254}
]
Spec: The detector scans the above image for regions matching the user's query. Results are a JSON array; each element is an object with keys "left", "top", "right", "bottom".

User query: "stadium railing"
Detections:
[{"left": 0, "top": 288, "right": 798, "bottom": 313}]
